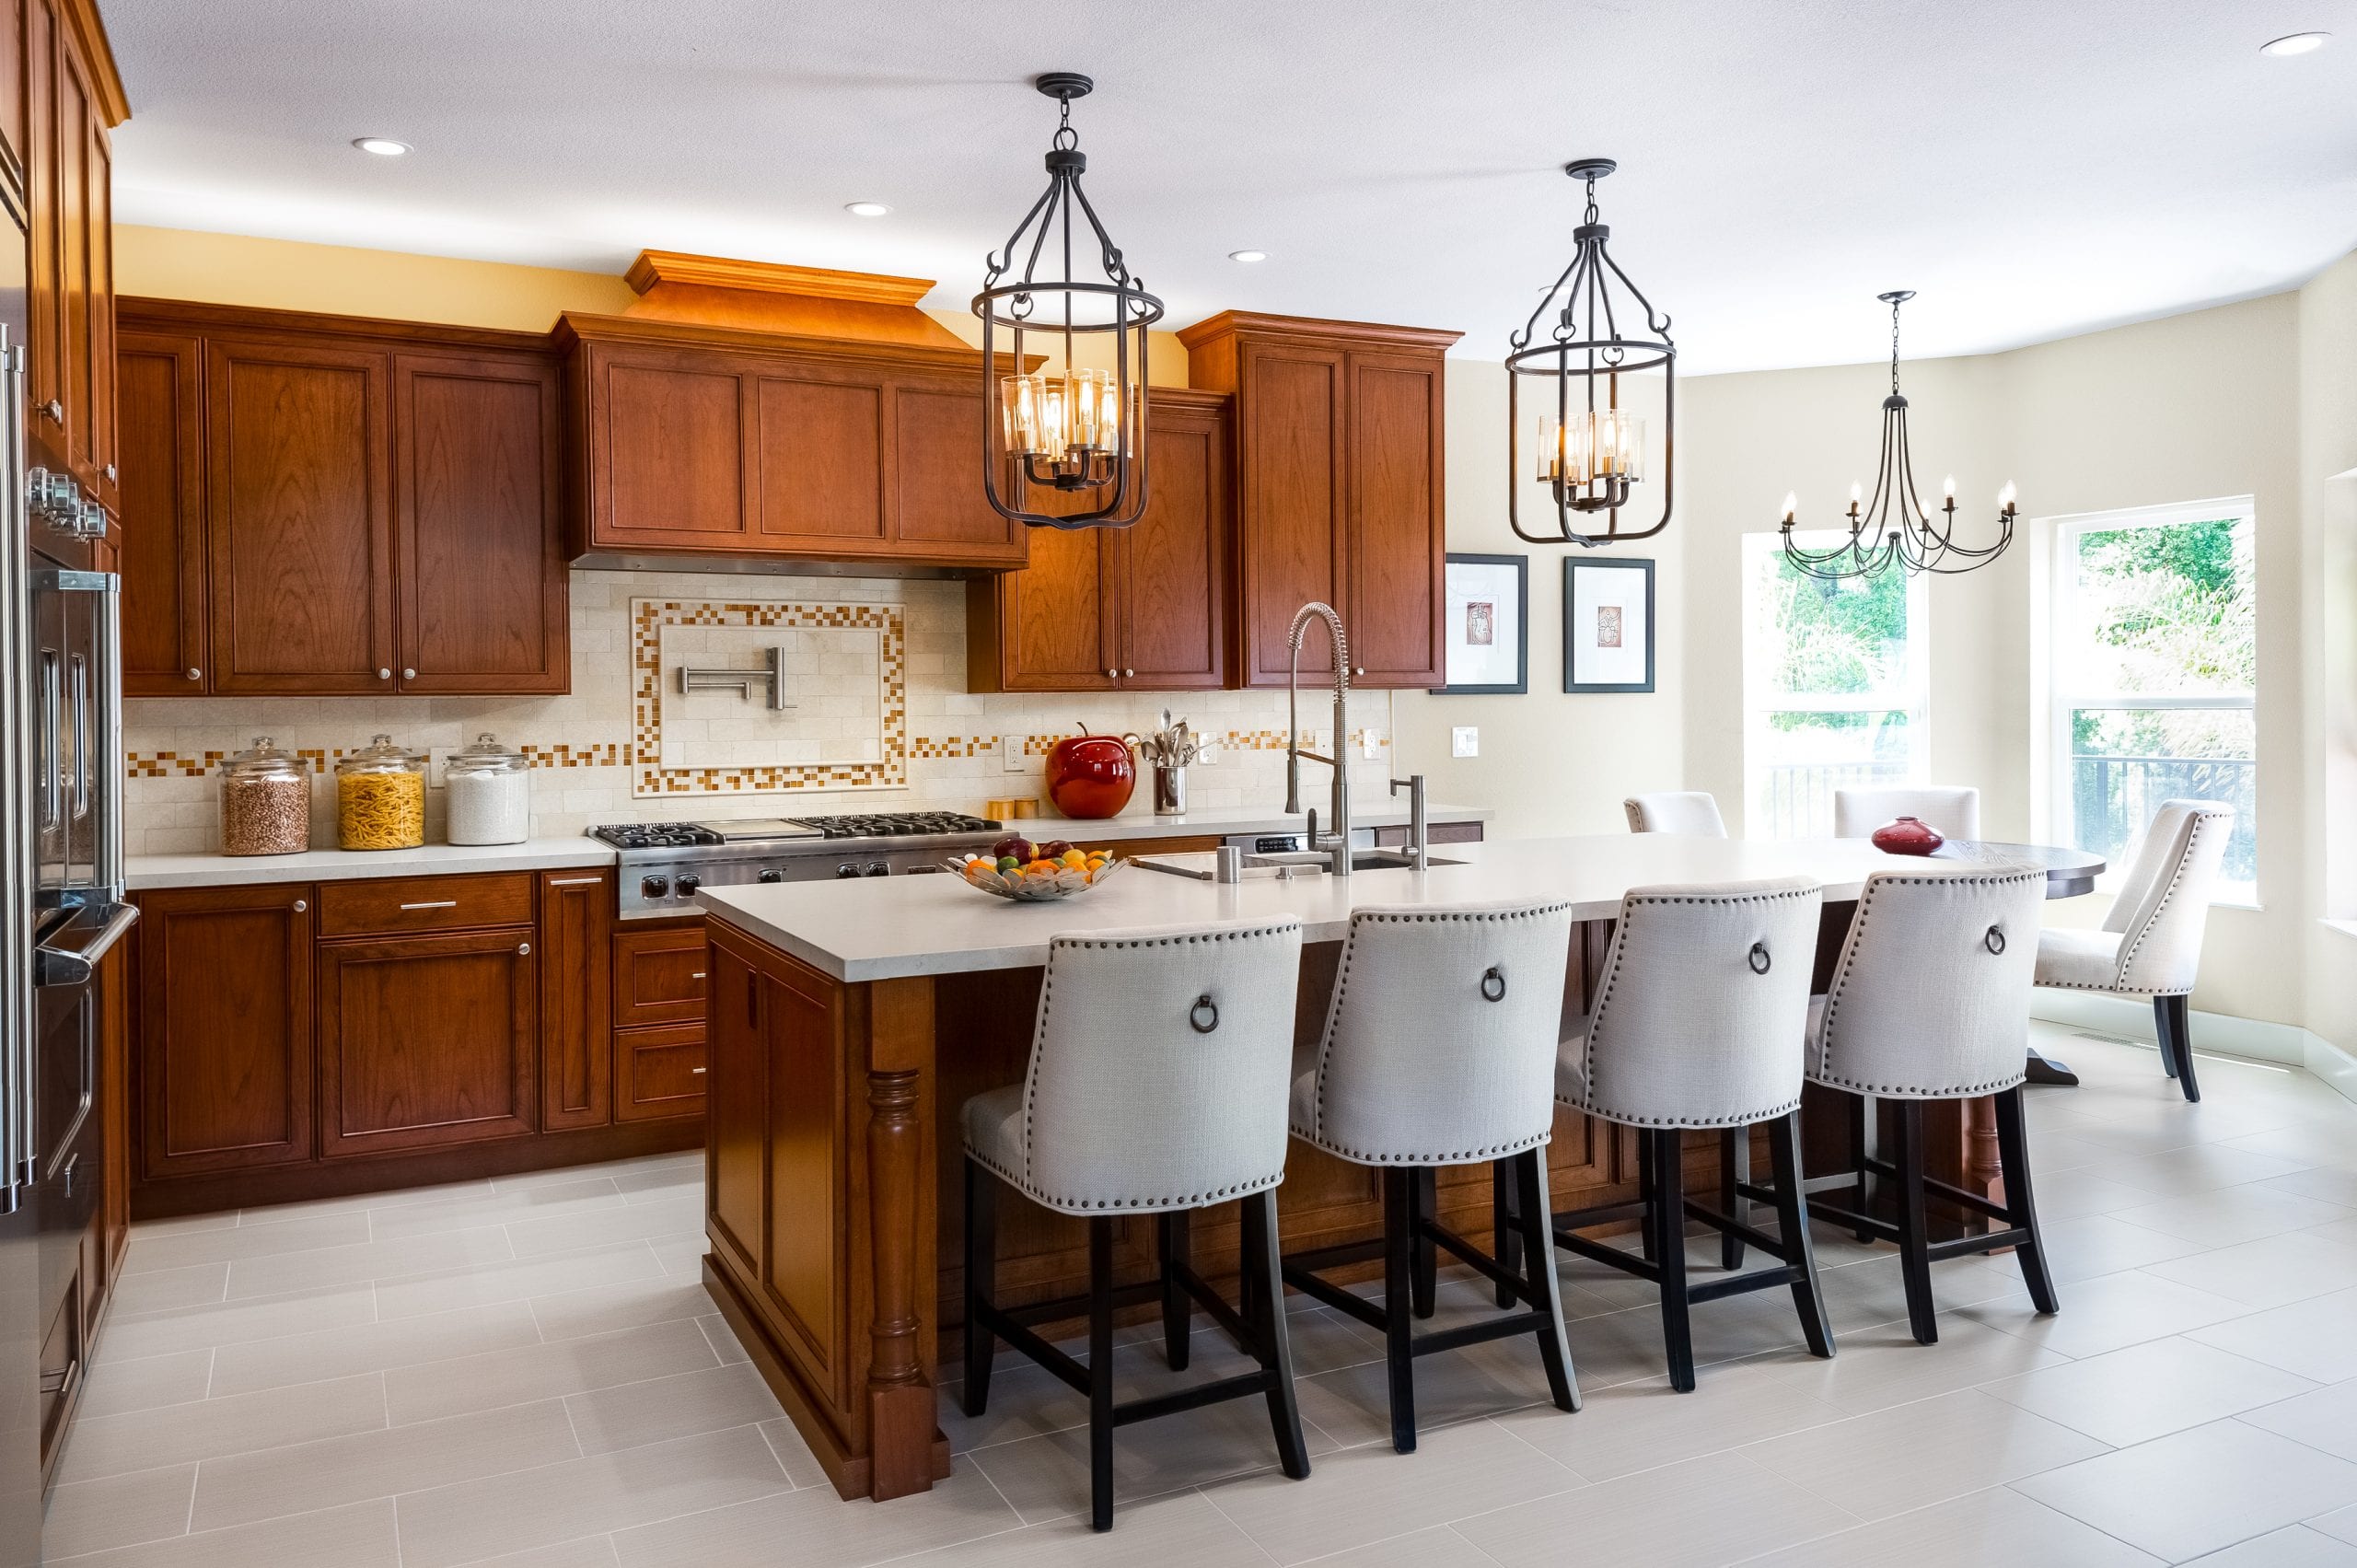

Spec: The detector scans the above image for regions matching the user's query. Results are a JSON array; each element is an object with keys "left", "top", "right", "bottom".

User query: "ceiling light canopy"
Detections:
[
  {"left": 1777, "top": 291, "right": 2016, "bottom": 580},
  {"left": 844, "top": 201, "right": 890, "bottom": 217},
  {"left": 2260, "top": 30, "right": 2329, "bottom": 54},
  {"left": 973, "top": 72, "right": 1164, "bottom": 531},
  {"left": 351, "top": 136, "right": 410, "bottom": 157},
  {"left": 1507, "top": 157, "right": 1676, "bottom": 548}
]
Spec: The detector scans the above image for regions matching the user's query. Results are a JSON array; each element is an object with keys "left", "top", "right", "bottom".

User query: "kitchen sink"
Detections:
[{"left": 1247, "top": 849, "right": 1464, "bottom": 872}]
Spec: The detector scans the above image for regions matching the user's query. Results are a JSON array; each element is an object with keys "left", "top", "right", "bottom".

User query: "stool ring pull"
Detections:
[
  {"left": 1985, "top": 924, "right": 2006, "bottom": 956},
  {"left": 1189, "top": 994, "right": 1220, "bottom": 1034},
  {"left": 1747, "top": 941, "right": 1771, "bottom": 975},
  {"left": 1480, "top": 966, "right": 1507, "bottom": 1003}
]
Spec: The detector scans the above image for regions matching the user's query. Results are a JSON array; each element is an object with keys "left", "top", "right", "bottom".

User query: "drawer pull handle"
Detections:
[
  {"left": 399, "top": 900, "right": 459, "bottom": 911},
  {"left": 547, "top": 877, "right": 603, "bottom": 887},
  {"left": 691, "top": 971, "right": 706, "bottom": 980},
  {"left": 691, "top": 1067, "right": 706, "bottom": 1074}
]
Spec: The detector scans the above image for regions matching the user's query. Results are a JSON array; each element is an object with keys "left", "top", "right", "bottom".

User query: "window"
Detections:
[
  {"left": 1741, "top": 533, "right": 1929, "bottom": 837},
  {"left": 2046, "top": 498, "right": 2258, "bottom": 903}
]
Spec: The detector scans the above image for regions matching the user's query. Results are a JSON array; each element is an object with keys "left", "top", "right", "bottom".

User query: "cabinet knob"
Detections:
[
  {"left": 1123, "top": 668, "right": 1135, "bottom": 678},
  {"left": 103, "top": 463, "right": 116, "bottom": 482},
  {"left": 1104, "top": 668, "right": 1117, "bottom": 679},
  {"left": 401, "top": 668, "right": 416, "bottom": 680},
  {"left": 377, "top": 668, "right": 392, "bottom": 680},
  {"left": 292, "top": 899, "right": 308, "bottom": 912},
  {"left": 1354, "top": 666, "right": 1366, "bottom": 677},
  {"left": 517, "top": 942, "right": 531, "bottom": 956},
  {"left": 39, "top": 399, "right": 60, "bottom": 423},
  {"left": 185, "top": 668, "right": 201, "bottom": 680}
]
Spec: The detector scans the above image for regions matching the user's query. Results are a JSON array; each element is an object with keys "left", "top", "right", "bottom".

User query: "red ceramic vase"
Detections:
[
  {"left": 1870, "top": 816, "right": 1945, "bottom": 855},
  {"left": 1045, "top": 733, "right": 1137, "bottom": 819}
]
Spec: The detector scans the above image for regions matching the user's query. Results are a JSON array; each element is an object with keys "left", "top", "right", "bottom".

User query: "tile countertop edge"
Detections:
[{"left": 126, "top": 839, "right": 619, "bottom": 890}]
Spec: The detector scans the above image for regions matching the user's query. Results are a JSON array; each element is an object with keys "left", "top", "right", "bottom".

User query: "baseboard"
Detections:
[{"left": 2031, "top": 990, "right": 2357, "bottom": 1109}]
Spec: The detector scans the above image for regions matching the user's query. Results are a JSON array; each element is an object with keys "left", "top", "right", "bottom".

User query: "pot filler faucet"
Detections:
[{"left": 1285, "top": 601, "right": 1353, "bottom": 877}]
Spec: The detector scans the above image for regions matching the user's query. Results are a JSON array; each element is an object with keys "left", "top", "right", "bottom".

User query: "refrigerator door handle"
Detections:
[
  {"left": 68, "top": 649, "right": 88, "bottom": 822},
  {"left": 36, "top": 646, "right": 57, "bottom": 831},
  {"left": 31, "top": 900, "right": 136, "bottom": 989}
]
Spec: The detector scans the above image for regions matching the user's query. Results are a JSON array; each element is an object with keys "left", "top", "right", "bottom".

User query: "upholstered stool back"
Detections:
[
  {"left": 1293, "top": 900, "right": 1573, "bottom": 1166},
  {"left": 1623, "top": 792, "right": 1727, "bottom": 837},
  {"left": 2100, "top": 799, "right": 2235, "bottom": 993},
  {"left": 1833, "top": 785, "right": 1982, "bottom": 841},
  {"left": 1809, "top": 866, "right": 2044, "bottom": 1099}
]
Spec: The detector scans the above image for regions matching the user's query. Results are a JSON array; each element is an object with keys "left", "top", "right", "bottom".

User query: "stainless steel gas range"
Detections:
[{"left": 591, "top": 812, "right": 1005, "bottom": 919}]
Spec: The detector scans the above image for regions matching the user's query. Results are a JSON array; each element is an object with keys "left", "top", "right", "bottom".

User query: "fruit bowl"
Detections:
[{"left": 948, "top": 836, "right": 1124, "bottom": 902}]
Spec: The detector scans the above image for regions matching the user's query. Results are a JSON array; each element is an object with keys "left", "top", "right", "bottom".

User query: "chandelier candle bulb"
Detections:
[{"left": 1782, "top": 493, "right": 1798, "bottom": 527}]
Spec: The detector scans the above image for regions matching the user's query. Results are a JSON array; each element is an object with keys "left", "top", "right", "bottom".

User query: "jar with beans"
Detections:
[
  {"left": 444, "top": 734, "right": 531, "bottom": 845},
  {"left": 335, "top": 734, "right": 426, "bottom": 850},
  {"left": 217, "top": 738, "right": 312, "bottom": 855}
]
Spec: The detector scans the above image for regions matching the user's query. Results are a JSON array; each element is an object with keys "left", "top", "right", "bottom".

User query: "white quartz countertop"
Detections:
[
  {"left": 1015, "top": 802, "right": 1487, "bottom": 841},
  {"left": 698, "top": 833, "right": 1936, "bottom": 982},
  {"left": 127, "top": 838, "right": 617, "bottom": 890}
]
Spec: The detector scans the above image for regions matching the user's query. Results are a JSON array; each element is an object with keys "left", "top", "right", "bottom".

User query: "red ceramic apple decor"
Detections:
[
  {"left": 1870, "top": 816, "right": 1945, "bottom": 855},
  {"left": 1045, "top": 730, "right": 1137, "bottom": 819}
]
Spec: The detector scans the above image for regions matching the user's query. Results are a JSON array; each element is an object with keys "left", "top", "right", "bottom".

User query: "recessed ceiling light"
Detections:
[
  {"left": 352, "top": 137, "right": 411, "bottom": 157},
  {"left": 2261, "top": 30, "right": 2329, "bottom": 55},
  {"left": 1228, "top": 250, "right": 1268, "bottom": 263},
  {"left": 844, "top": 201, "right": 891, "bottom": 218}
]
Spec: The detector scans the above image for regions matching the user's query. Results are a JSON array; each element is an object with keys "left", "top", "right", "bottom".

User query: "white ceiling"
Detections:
[{"left": 100, "top": 0, "right": 2357, "bottom": 372}]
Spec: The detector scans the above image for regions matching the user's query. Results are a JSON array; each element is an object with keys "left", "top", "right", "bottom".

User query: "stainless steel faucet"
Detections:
[
  {"left": 1389, "top": 772, "right": 1428, "bottom": 869},
  {"left": 1285, "top": 601, "right": 1353, "bottom": 877}
]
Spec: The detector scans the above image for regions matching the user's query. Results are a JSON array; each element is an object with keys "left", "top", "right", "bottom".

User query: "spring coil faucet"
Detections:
[{"left": 1284, "top": 602, "right": 1353, "bottom": 876}]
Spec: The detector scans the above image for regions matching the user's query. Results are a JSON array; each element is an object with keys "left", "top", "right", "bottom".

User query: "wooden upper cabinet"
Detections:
[
  {"left": 394, "top": 350, "right": 567, "bottom": 693},
  {"left": 1177, "top": 313, "right": 1458, "bottom": 689},
  {"left": 204, "top": 337, "right": 397, "bottom": 694},
  {"left": 585, "top": 344, "right": 751, "bottom": 552},
  {"left": 23, "top": 0, "right": 122, "bottom": 499},
  {"left": 752, "top": 366, "right": 885, "bottom": 550},
  {"left": 967, "top": 517, "right": 1116, "bottom": 692},
  {"left": 888, "top": 380, "right": 1022, "bottom": 563},
  {"left": 318, "top": 927, "right": 539, "bottom": 1158},
  {"left": 0, "top": 0, "right": 25, "bottom": 200},
  {"left": 116, "top": 330, "right": 205, "bottom": 695}
]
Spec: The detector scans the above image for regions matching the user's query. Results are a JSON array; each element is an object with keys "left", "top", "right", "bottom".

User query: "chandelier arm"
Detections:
[
  {"left": 1892, "top": 405, "right": 1933, "bottom": 533},
  {"left": 989, "top": 180, "right": 1062, "bottom": 291},
  {"left": 1064, "top": 180, "right": 1135, "bottom": 287},
  {"left": 1516, "top": 252, "right": 1587, "bottom": 351},
  {"left": 1597, "top": 248, "right": 1674, "bottom": 338}
]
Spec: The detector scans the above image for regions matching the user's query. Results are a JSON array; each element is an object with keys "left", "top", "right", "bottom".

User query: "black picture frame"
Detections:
[
  {"left": 1563, "top": 556, "right": 1656, "bottom": 693},
  {"left": 1433, "top": 552, "right": 1528, "bottom": 694}
]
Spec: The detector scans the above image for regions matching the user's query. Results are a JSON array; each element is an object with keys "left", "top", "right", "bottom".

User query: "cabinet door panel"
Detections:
[
  {"left": 318, "top": 929, "right": 537, "bottom": 1156},
  {"left": 395, "top": 352, "right": 566, "bottom": 693},
  {"left": 85, "top": 101, "right": 112, "bottom": 508},
  {"left": 596, "top": 354, "right": 747, "bottom": 546},
  {"left": 23, "top": 0, "right": 56, "bottom": 447},
  {"left": 134, "top": 885, "right": 314, "bottom": 1178},
  {"left": 705, "top": 941, "right": 766, "bottom": 1283},
  {"left": 889, "top": 383, "right": 1023, "bottom": 562},
  {"left": 613, "top": 921, "right": 709, "bottom": 1028},
  {"left": 204, "top": 341, "right": 395, "bottom": 692},
  {"left": 540, "top": 871, "right": 612, "bottom": 1132},
  {"left": 1238, "top": 347, "right": 1342, "bottom": 684},
  {"left": 1344, "top": 355, "right": 1444, "bottom": 687},
  {"left": 0, "top": 0, "right": 24, "bottom": 195},
  {"left": 754, "top": 373, "right": 884, "bottom": 547},
  {"left": 760, "top": 961, "right": 842, "bottom": 1382},
  {"left": 117, "top": 331, "right": 206, "bottom": 694},
  {"left": 614, "top": 1022, "right": 706, "bottom": 1122},
  {"left": 1120, "top": 405, "right": 1227, "bottom": 689},
  {"left": 995, "top": 523, "right": 1115, "bottom": 691},
  {"left": 52, "top": 27, "right": 92, "bottom": 488}
]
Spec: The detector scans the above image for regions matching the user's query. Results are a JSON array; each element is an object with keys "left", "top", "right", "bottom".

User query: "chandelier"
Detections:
[
  {"left": 1508, "top": 157, "right": 1676, "bottom": 547},
  {"left": 1779, "top": 291, "right": 2016, "bottom": 579},
  {"left": 973, "top": 73, "right": 1163, "bottom": 530}
]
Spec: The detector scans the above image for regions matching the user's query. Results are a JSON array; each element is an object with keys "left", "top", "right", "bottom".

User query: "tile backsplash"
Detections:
[{"left": 123, "top": 568, "right": 1397, "bottom": 856}]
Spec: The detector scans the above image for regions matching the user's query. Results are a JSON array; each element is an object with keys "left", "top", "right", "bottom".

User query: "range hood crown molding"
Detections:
[{"left": 610, "top": 248, "right": 970, "bottom": 352}]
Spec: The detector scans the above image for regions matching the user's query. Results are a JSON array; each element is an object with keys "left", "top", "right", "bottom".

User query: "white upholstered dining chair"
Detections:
[
  {"left": 1833, "top": 785, "right": 1982, "bottom": 841},
  {"left": 1623, "top": 791, "right": 1727, "bottom": 836},
  {"left": 2034, "top": 798, "right": 2235, "bottom": 1101}
]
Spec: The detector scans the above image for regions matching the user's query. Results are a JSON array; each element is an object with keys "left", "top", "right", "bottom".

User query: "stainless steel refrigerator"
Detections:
[{"left": 1, "top": 172, "right": 134, "bottom": 1562}]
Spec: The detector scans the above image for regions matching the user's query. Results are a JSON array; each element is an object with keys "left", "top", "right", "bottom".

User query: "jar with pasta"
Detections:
[
  {"left": 444, "top": 734, "right": 531, "bottom": 845},
  {"left": 217, "top": 738, "right": 312, "bottom": 855},
  {"left": 335, "top": 734, "right": 426, "bottom": 850}
]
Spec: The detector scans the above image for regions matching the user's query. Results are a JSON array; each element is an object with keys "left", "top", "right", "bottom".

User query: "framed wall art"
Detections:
[
  {"left": 1434, "top": 553, "right": 1528, "bottom": 694},
  {"left": 1563, "top": 557, "right": 1655, "bottom": 693}
]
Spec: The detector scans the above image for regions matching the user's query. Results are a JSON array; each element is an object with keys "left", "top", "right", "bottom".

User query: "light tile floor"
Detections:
[{"left": 52, "top": 1023, "right": 2357, "bottom": 1566}]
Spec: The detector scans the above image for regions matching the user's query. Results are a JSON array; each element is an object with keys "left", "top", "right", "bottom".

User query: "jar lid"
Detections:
[
  {"left": 446, "top": 733, "right": 529, "bottom": 775},
  {"left": 335, "top": 733, "right": 425, "bottom": 773},
  {"left": 221, "top": 737, "right": 306, "bottom": 777}
]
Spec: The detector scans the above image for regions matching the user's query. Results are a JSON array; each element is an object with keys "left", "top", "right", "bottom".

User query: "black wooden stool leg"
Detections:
[
  {"left": 1653, "top": 1129, "right": 1696, "bottom": 1391},
  {"left": 1638, "top": 1132, "right": 1660, "bottom": 1263},
  {"left": 1246, "top": 1189, "right": 1312, "bottom": 1480},
  {"left": 1412, "top": 1166, "right": 1438, "bottom": 1318},
  {"left": 1382, "top": 1166, "right": 1419, "bottom": 1452},
  {"left": 1515, "top": 1148, "right": 1581, "bottom": 1411},
  {"left": 961, "top": 1157, "right": 997, "bottom": 1418},
  {"left": 1993, "top": 1086, "right": 2061, "bottom": 1316},
  {"left": 2159, "top": 994, "right": 2201, "bottom": 1102},
  {"left": 1493, "top": 1157, "right": 1523, "bottom": 1308},
  {"left": 1892, "top": 1101, "right": 1938, "bottom": 1345},
  {"left": 1850, "top": 1093, "right": 1877, "bottom": 1243},
  {"left": 1088, "top": 1215, "right": 1117, "bottom": 1531},
  {"left": 1720, "top": 1126, "right": 1748, "bottom": 1270},
  {"left": 1157, "top": 1209, "right": 1191, "bottom": 1371},
  {"left": 2154, "top": 994, "right": 2181, "bottom": 1079},
  {"left": 1771, "top": 1109, "right": 1835, "bottom": 1360}
]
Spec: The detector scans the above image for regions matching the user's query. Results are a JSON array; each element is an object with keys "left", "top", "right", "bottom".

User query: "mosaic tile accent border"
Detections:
[{"left": 631, "top": 597, "right": 907, "bottom": 798}]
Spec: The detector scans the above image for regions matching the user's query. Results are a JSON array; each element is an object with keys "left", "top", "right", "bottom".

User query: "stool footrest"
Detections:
[
  {"left": 1429, "top": 1221, "right": 1537, "bottom": 1307},
  {"left": 1550, "top": 1225, "right": 1661, "bottom": 1285},
  {"left": 1922, "top": 1176, "right": 2011, "bottom": 1222},
  {"left": 1926, "top": 1226, "right": 2031, "bottom": 1262},
  {"left": 1281, "top": 1260, "right": 1387, "bottom": 1330},
  {"left": 1110, "top": 1369, "right": 1279, "bottom": 1428},
  {"left": 1409, "top": 1311, "right": 1555, "bottom": 1358},
  {"left": 974, "top": 1303, "right": 1093, "bottom": 1398},
  {"left": 1686, "top": 1265, "right": 1804, "bottom": 1305},
  {"left": 1003, "top": 1280, "right": 1163, "bottom": 1330}
]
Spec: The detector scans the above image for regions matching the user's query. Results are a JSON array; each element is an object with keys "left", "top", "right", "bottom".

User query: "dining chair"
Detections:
[
  {"left": 1832, "top": 785, "right": 1982, "bottom": 841},
  {"left": 1792, "top": 865, "right": 2058, "bottom": 1343},
  {"left": 2034, "top": 798, "right": 2235, "bottom": 1101},
  {"left": 1281, "top": 900, "right": 1582, "bottom": 1452},
  {"left": 1623, "top": 791, "right": 1727, "bottom": 836},
  {"left": 961, "top": 917, "right": 1309, "bottom": 1530},
  {"left": 1547, "top": 877, "right": 1836, "bottom": 1391}
]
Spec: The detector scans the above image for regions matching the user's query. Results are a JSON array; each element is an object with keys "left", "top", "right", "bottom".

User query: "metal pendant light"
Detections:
[
  {"left": 1779, "top": 292, "right": 2016, "bottom": 580},
  {"left": 974, "top": 73, "right": 1164, "bottom": 530},
  {"left": 1508, "top": 157, "right": 1676, "bottom": 547}
]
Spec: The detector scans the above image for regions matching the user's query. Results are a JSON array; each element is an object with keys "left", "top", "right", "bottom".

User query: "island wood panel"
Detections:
[
  {"left": 394, "top": 350, "right": 568, "bottom": 693},
  {"left": 134, "top": 883, "right": 316, "bottom": 1179},
  {"left": 116, "top": 330, "right": 206, "bottom": 694},
  {"left": 317, "top": 927, "right": 539, "bottom": 1157},
  {"left": 540, "top": 870, "right": 614, "bottom": 1131}
]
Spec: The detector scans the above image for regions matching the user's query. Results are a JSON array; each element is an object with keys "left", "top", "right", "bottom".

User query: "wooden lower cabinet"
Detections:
[
  {"left": 616, "top": 1023, "right": 706, "bottom": 1122},
  {"left": 317, "top": 927, "right": 539, "bottom": 1157},
  {"left": 540, "top": 870, "right": 614, "bottom": 1130},
  {"left": 613, "top": 918, "right": 709, "bottom": 1028}
]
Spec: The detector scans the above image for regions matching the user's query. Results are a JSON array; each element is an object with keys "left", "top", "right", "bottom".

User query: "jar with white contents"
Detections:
[{"left": 443, "top": 734, "right": 532, "bottom": 845}]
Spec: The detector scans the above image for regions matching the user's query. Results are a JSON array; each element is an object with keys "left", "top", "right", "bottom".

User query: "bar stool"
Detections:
[
  {"left": 1832, "top": 784, "right": 1982, "bottom": 840},
  {"left": 1548, "top": 877, "right": 1835, "bottom": 1391},
  {"left": 961, "top": 918, "right": 1309, "bottom": 1531},
  {"left": 1280, "top": 900, "right": 1582, "bottom": 1454},
  {"left": 1623, "top": 791, "right": 1727, "bottom": 836},
  {"left": 1794, "top": 865, "right": 2060, "bottom": 1343}
]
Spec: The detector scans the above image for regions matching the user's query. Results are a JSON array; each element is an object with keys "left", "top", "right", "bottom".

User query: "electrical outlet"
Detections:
[
  {"left": 1001, "top": 734, "right": 1028, "bottom": 772},
  {"left": 1452, "top": 726, "right": 1479, "bottom": 759},
  {"left": 1358, "top": 728, "right": 1384, "bottom": 759}
]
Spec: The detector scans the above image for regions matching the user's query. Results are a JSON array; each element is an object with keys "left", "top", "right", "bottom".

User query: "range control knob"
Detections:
[
  {"left": 863, "top": 861, "right": 889, "bottom": 877},
  {"left": 640, "top": 875, "right": 671, "bottom": 899},
  {"left": 836, "top": 863, "right": 861, "bottom": 879},
  {"left": 675, "top": 873, "right": 702, "bottom": 896},
  {"left": 758, "top": 868, "right": 784, "bottom": 884}
]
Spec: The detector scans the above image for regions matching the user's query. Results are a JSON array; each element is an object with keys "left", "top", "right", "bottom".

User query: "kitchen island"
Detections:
[{"left": 692, "top": 834, "right": 2019, "bottom": 1504}]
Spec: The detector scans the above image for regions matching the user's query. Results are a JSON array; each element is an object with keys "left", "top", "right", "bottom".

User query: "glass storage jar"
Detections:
[
  {"left": 217, "top": 738, "right": 312, "bottom": 856},
  {"left": 335, "top": 734, "right": 426, "bottom": 850},
  {"left": 444, "top": 733, "right": 531, "bottom": 845}
]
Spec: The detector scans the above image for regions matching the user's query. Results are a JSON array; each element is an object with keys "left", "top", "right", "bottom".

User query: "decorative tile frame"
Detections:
[{"left": 631, "top": 596, "right": 908, "bottom": 797}]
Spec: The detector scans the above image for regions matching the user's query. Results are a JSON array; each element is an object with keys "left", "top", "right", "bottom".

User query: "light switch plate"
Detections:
[
  {"left": 1452, "top": 726, "right": 1479, "bottom": 758},
  {"left": 1001, "top": 734, "right": 1028, "bottom": 772}
]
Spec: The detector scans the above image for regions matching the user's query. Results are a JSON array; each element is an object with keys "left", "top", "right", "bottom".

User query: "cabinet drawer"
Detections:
[
  {"left": 613, "top": 921, "right": 709, "bottom": 1027},
  {"left": 319, "top": 872, "right": 535, "bottom": 937},
  {"left": 614, "top": 1023, "right": 706, "bottom": 1122}
]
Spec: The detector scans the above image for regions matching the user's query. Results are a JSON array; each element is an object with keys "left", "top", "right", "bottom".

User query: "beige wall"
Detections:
[{"left": 2299, "top": 250, "right": 2357, "bottom": 1046}]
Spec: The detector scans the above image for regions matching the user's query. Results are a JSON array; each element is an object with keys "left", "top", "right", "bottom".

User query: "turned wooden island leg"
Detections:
[{"left": 865, "top": 980, "right": 941, "bottom": 1500}]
